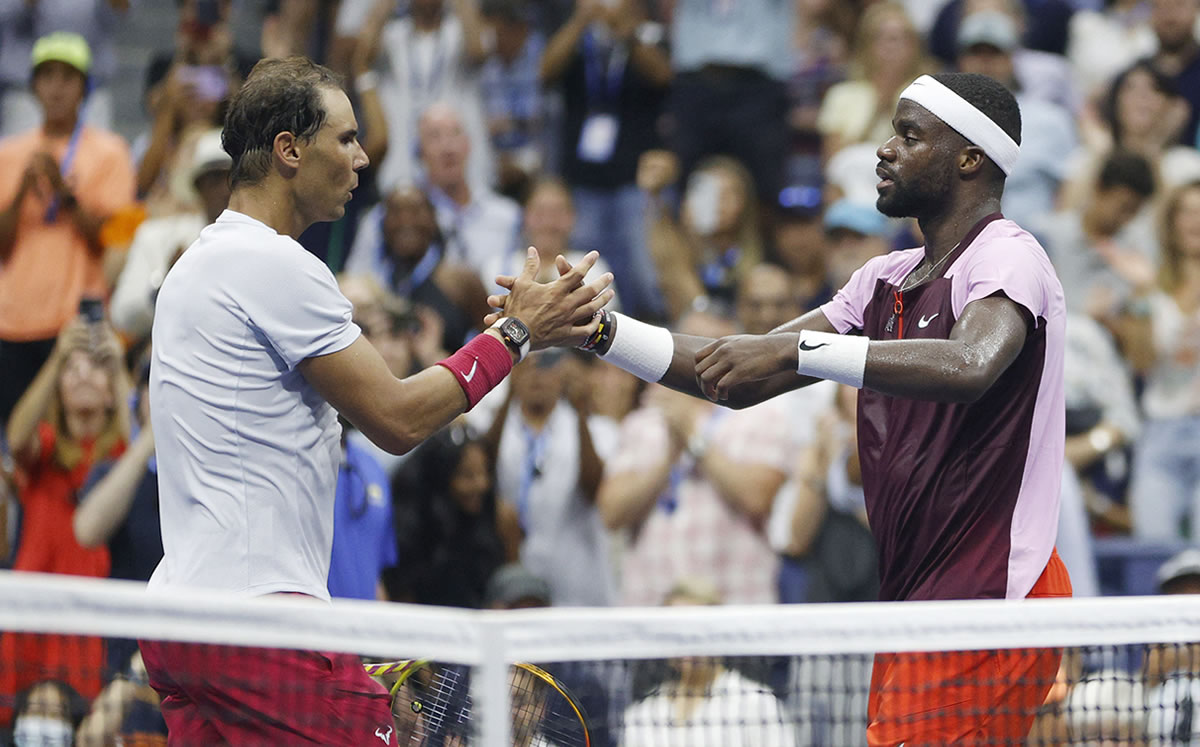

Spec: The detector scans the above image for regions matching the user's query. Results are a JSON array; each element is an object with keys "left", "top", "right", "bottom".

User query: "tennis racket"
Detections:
[{"left": 363, "top": 659, "right": 591, "bottom": 746}]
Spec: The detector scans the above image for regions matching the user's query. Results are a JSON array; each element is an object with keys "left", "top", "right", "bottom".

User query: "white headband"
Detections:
[{"left": 898, "top": 75, "right": 1020, "bottom": 175}]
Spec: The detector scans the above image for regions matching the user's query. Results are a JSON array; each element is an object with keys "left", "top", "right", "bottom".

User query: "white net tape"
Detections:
[{"left": 4, "top": 571, "right": 1200, "bottom": 745}]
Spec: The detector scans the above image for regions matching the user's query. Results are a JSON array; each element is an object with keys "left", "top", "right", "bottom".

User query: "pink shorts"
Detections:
[{"left": 139, "top": 639, "right": 397, "bottom": 746}]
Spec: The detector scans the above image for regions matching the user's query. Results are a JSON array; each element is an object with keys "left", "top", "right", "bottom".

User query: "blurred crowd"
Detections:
[{"left": 3, "top": 0, "right": 1200, "bottom": 743}]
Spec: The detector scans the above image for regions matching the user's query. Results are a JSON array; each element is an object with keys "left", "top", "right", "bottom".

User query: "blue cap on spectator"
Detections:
[
  {"left": 824, "top": 200, "right": 888, "bottom": 237},
  {"left": 777, "top": 184, "right": 824, "bottom": 221}
]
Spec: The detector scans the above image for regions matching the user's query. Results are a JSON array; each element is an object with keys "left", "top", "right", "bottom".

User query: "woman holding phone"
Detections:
[{"left": 0, "top": 314, "right": 131, "bottom": 720}]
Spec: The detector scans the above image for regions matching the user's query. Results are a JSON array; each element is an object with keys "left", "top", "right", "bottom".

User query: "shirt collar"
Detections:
[{"left": 215, "top": 209, "right": 278, "bottom": 233}]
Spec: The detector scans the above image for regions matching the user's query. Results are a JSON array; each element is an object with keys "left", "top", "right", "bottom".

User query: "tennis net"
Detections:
[{"left": 1, "top": 571, "right": 1199, "bottom": 745}]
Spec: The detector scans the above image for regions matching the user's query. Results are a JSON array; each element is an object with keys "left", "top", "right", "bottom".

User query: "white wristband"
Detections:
[
  {"left": 796, "top": 330, "right": 869, "bottom": 389},
  {"left": 599, "top": 313, "right": 674, "bottom": 383}
]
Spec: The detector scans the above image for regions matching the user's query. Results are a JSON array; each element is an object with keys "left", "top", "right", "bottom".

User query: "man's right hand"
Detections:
[{"left": 487, "top": 248, "right": 613, "bottom": 350}]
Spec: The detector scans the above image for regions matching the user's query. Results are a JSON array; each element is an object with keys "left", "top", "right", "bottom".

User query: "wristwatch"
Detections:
[{"left": 492, "top": 317, "right": 531, "bottom": 362}]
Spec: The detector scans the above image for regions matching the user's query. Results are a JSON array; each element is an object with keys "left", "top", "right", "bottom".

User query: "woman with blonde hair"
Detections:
[
  {"left": 817, "top": 2, "right": 930, "bottom": 160},
  {"left": 0, "top": 315, "right": 130, "bottom": 714},
  {"left": 642, "top": 153, "right": 764, "bottom": 319},
  {"left": 1116, "top": 180, "right": 1200, "bottom": 540}
]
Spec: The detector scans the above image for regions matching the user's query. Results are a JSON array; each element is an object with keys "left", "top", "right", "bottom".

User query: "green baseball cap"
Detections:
[{"left": 31, "top": 32, "right": 92, "bottom": 76}]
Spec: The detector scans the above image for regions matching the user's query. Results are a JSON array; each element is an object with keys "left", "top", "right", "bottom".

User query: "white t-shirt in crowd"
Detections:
[
  {"left": 621, "top": 668, "right": 798, "bottom": 747},
  {"left": 148, "top": 210, "right": 361, "bottom": 600},
  {"left": 495, "top": 401, "right": 618, "bottom": 606}
]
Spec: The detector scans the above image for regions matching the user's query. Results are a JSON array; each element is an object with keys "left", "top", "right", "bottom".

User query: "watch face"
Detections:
[{"left": 502, "top": 318, "right": 530, "bottom": 345}]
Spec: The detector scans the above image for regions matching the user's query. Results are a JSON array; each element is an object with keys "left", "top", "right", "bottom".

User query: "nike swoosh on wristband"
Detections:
[
  {"left": 798, "top": 341, "right": 830, "bottom": 352},
  {"left": 918, "top": 313, "right": 939, "bottom": 328},
  {"left": 462, "top": 359, "right": 478, "bottom": 382}
]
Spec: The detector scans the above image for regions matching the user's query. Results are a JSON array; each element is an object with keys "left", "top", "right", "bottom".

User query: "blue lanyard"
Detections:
[
  {"left": 44, "top": 113, "right": 85, "bottom": 223},
  {"left": 582, "top": 30, "right": 626, "bottom": 109},
  {"left": 516, "top": 420, "right": 550, "bottom": 530},
  {"left": 656, "top": 409, "right": 728, "bottom": 514},
  {"left": 378, "top": 208, "right": 443, "bottom": 297}
]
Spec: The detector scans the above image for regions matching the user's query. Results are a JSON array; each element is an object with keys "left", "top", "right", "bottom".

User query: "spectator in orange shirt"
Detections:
[{"left": 0, "top": 32, "right": 136, "bottom": 429}]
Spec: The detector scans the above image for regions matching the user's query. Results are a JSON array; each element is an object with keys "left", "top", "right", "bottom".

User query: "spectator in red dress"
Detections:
[{"left": 0, "top": 316, "right": 130, "bottom": 726}]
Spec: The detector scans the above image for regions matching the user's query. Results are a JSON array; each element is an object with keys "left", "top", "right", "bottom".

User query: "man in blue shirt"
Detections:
[{"left": 328, "top": 436, "right": 399, "bottom": 600}]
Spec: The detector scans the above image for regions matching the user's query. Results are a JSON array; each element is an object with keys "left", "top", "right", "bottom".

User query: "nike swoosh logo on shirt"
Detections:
[
  {"left": 918, "top": 313, "right": 939, "bottom": 328},
  {"left": 462, "top": 360, "right": 478, "bottom": 382},
  {"left": 798, "top": 341, "right": 830, "bottom": 351}
]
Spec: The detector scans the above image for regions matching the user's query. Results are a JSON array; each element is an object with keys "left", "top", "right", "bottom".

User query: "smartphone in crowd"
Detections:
[{"left": 177, "top": 65, "right": 229, "bottom": 103}]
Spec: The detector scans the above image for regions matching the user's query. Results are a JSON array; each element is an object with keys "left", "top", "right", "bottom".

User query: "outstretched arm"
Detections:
[
  {"left": 306, "top": 250, "right": 612, "bottom": 454},
  {"left": 655, "top": 307, "right": 835, "bottom": 406},
  {"left": 697, "top": 295, "right": 1029, "bottom": 403}
]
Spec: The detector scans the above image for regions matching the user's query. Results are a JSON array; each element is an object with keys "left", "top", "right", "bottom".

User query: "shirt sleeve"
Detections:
[
  {"left": 954, "top": 242, "right": 1049, "bottom": 325},
  {"left": 820, "top": 254, "right": 890, "bottom": 334},
  {"left": 238, "top": 246, "right": 362, "bottom": 370}
]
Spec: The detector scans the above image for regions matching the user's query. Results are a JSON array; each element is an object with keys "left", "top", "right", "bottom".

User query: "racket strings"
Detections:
[{"left": 367, "top": 661, "right": 590, "bottom": 746}]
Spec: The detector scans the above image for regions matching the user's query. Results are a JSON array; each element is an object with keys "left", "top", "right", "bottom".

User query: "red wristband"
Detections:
[{"left": 437, "top": 333, "right": 514, "bottom": 410}]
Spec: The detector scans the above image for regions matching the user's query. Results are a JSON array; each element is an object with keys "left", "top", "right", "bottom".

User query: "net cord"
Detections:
[{"left": 4, "top": 571, "right": 1200, "bottom": 662}]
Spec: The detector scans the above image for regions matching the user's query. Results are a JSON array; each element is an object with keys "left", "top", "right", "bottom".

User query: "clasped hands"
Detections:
[
  {"left": 487, "top": 250, "right": 796, "bottom": 400},
  {"left": 20, "top": 152, "right": 72, "bottom": 203},
  {"left": 484, "top": 247, "right": 614, "bottom": 351}
]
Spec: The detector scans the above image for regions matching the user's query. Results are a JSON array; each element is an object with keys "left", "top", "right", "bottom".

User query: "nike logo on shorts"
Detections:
[
  {"left": 462, "top": 359, "right": 478, "bottom": 382},
  {"left": 799, "top": 341, "right": 830, "bottom": 351},
  {"left": 918, "top": 313, "right": 939, "bottom": 328}
]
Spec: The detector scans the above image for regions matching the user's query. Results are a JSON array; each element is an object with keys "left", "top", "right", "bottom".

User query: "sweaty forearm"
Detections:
[
  {"left": 861, "top": 338, "right": 1007, "bottom": 403},
  {"left": 598, "top": 314, "right": 819, "bottom": 409},
  {"left": 657, "top": 333, "right": 713, "bottom": 395}
]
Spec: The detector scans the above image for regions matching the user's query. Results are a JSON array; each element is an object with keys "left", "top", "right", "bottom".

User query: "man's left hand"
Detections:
[{"left": 694, "top": 333, "right": 798, "bottom": 402}]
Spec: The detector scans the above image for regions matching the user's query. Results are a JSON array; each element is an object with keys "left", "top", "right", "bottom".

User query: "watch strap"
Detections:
[{"left": 491, "top": 317, "right": 531, "bottom": 362}]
